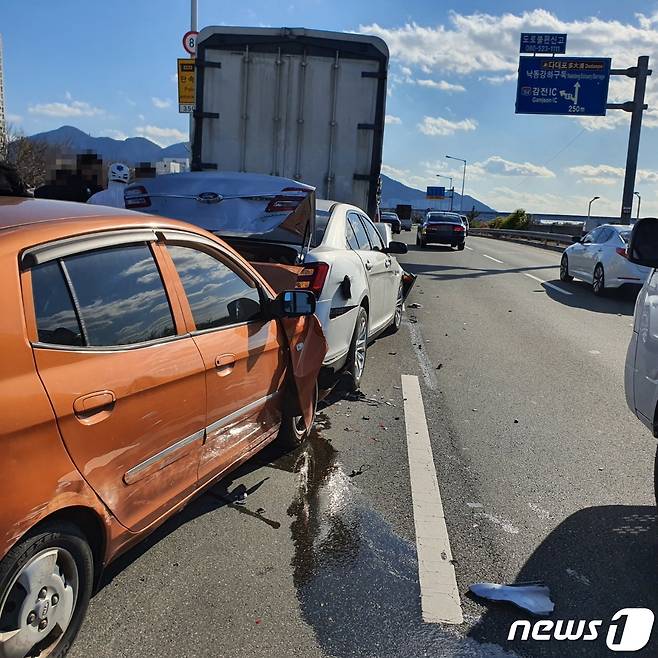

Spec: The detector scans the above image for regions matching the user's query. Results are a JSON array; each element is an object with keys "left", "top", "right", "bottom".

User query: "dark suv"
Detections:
[{"left": 417, "top": 212, "right": 466, "bottom": 250}]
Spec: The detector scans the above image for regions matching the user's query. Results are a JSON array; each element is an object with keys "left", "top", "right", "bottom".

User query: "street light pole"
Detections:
[
  {"left": 189, "top": 0, "right": 198, "bottom": 149},
  {"left": 634, "top": 191, "right": 641, "bottom": 220},
  {"left": 587, "top": 195, "right": 600, "bottom": 232},
  {"left": 446, "top": 155, "right": 467, "bottom": 211},
  {"left": 436, "top": 174, "right": 453, "bottom": 211}
]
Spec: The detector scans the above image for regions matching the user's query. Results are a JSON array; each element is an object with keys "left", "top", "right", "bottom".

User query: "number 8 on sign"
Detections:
[{"left": 183, "top": 30, "right": 198, "bottom": 55}]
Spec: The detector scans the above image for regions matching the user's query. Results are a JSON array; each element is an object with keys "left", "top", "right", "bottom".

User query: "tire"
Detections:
[
  {"left": 386, "top": 282, "right": 404, "bottom": 335},
  {"left": 457, "top": 243, "right": 465, "bottom": 251},
  {"left": 420, "top": 239, "right": 426, "bottom": 249},
  {"left": 344, "top": 306, "right": 368, "bottom": 391},
  {"left": 277, "top": 382, "right": 317, "bottom": 449},
  {"left": 560, "top": 254, "right": 573, "bottom": 282},
  {"left": 592, "top": 263, "right": 605, "bottom": 296},
  {"left": 0, "top": 521, "right": 94, "bottom": 658}
]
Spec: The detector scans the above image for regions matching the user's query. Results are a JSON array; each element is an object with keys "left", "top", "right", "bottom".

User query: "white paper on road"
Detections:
[{"left": 469, "top": 582, "right": 555, "bottom": 616}]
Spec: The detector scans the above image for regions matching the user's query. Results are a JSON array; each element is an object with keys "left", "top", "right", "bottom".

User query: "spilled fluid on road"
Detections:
[{"left": 283, "top": 425, "right": 517, "bottom": 658}]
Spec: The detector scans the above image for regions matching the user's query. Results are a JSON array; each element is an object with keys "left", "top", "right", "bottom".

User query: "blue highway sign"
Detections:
[
  {"left": 515, "top": 56, "right": 611, "bottom": 116},
  {"left": 426, "top": 186, "right": 446, "bottom": 199},
  {"left": 520, "top": 33, "right": 567, "bottom": 54}
]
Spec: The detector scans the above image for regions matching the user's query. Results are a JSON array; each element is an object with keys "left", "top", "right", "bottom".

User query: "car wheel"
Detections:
[
  {"left": 278, "top": 383, "right": 318, "bottom": 449},
  {"left": 0, "top": 521, "right": 94, "bottom": 658},
  {"left": 560, "top": 254, "right": 573, "bottom": 282},
  {"left": 387, "top": 282, "right": 404, "bottom": 335},
  {"left": 458, "top": 243, "right": 465, "bottom": 251},
  {"left": 344, "top": 306, "right": 368, "bottom": 391},
  {"left": 592, "top": 263, "right": 605, "bottom": 295}
]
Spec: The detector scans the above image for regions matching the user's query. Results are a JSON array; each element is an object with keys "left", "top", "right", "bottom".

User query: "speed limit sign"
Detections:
[{"left": 182, "top": 30, "right": 198, "bottom": 55}]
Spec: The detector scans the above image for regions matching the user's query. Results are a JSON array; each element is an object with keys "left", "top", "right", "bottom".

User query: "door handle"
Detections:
[
  {"left": 215, "top": 353, "right": 236, "bottom": 376},
  {"left": 73, "top": 390, "right": 116, "bottom": 415},
  {"left": 365, "top": 260, "right": 373, "bottom": 271}
]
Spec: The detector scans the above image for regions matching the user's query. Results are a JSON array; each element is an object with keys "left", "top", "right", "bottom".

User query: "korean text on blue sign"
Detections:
[
  {"left": 520, "top": 33, "right": 567, "bottom": 54},
  {"left": 426, "top": 186, "right": 445, "bottom": 199},
  {"left": 515, "top": 56, "right": 611, "bottom": 117}
]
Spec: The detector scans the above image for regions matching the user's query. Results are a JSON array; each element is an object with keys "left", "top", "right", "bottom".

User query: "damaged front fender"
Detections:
[{"left": 280, "top": 315, "right": 328, "bottom": 430}]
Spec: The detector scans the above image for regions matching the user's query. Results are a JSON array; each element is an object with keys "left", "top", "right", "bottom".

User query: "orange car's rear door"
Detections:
[{"left": 24, "top": 234, "right": 206, "bottom": 532}]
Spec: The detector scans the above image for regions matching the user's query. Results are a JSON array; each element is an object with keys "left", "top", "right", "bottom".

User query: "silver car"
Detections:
[{"left": 560, "top": 224, "right": 650, "bottom": 295}]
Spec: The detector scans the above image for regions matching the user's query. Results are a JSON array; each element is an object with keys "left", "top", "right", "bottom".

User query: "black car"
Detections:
[
  {"left": 380, "top": 211, "right": 402, "bottom": 234},
  {"left": 417, "top": 212, "right": 466, "bottom": 250}
]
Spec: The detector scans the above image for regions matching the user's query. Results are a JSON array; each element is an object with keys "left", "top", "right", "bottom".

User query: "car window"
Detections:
[
  {"left": 313, "top": 210, "right": 331, "bottom": 246},
  {"left": 32, "top": 261, "right": 84, "bottom": 347},
  {"left": 360, "top": 214, "right": 385, "bottom": 251},
  {"left": 620, "top": 231, "right": 631, "bottom": 244},
  {"left": 168, "top": 245, "right": 261, "bottom": 330},
  {"left": 345, "top": 219, "right": 360, "bottom": 250},
  {"left": 347, "top": 213, "right": 370, "bottom": 249},
  {"left": 62, "top": 244, "right": 176, "bottom": 346},
  {"left": 598, "top": 228, "right": 614, "bottom": 243},
  {"left": 583, "top": 228, "right": 600, "bottom": 244}
]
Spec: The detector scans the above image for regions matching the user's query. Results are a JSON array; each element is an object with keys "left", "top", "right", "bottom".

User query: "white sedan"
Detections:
[
  {"left": 308, "top": 199, "right": 409, "bottom": 389},
  {"left": 560, "top": 224, "right": 650, "bottom": 294}
]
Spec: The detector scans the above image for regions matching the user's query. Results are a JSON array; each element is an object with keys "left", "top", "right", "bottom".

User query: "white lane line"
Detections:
[
  {"left": 482, "top": 254, "right": 504, "bottom": 264},
  {"left": 401, "top": 374, "right": 463, "bottom": 625},
  {"left": 523, "top": 272, "right": 572, "bottom": 296},
  {"left": 464, "top": 245, "right": 473, "bottom": 251}
]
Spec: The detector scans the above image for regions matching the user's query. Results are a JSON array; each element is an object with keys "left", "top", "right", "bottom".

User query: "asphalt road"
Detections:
[{"left": 69, "top": 233, "right": 657, "bottom": 658}]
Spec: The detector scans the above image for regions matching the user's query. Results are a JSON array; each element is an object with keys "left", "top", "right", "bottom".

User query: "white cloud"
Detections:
[
  {"left": 6, "top": 113, "right": 22, "bottom": 124},
  {"left": 135, "top": 124, "right": 187, "bottom": 146},
  {"left": 385, "top": 114, "right": 402, "bottom": 125},
  {"left": 473, "top": 156, "right": 555, "bottom": 178},
  {"left": 152, "top": 97, "right": 172, "bottom": 109},
  {"left": 100, "top": 129, "right": 129, "bottom": 141},
  {"left": 28, "top": 97, "right": 104, "bottom": 118},
  {"left": 416, "top": 79, "right": 466, "bottom": 92},
  {"left": 487, "top": 185, "right": 616, "bottom": 215},
  {"left": 479, "top": 73, "right": 517, "bottom": 85},
  {"left": 567, "top": 163, "right": 658, "bottom": 184},
  {"left": 418, "top": 116, "right": 477, "bottom": 136}
]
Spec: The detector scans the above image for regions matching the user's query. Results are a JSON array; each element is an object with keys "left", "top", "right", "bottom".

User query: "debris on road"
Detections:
[
  {"left": 409, "top": 302, "right": 423, "bottom": 309},
  {"left": 349, "top": 464, "right": 371, "bottom": 478},
  {"left": 469, "top": 582, "right": 555, "bottom": 616},
  {"left": 436, "top": 363, "right": 443, "bottom": 370},
  {"left": 466, "top": 502, "right": 483, "bottom": 509},
  {"left": 388, "top": 351, "right": 397, "bottom": 355},
  {"left": 513, "top": 419, "right": 519, "bottom": 424},
  {"left": 362, "top": 415, "right": 370, "bottom": 421}
]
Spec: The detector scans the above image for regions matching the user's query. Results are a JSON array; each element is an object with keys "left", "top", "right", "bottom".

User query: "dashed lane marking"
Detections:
[
  {"left": 464, "top": 245, "right": 473, "bottom": 251},
  {"left": 482, "top": 254, "right": 504, "bottom": 264},
  {"left": 523, "top": 272, "right": 573, "bottom": 296},
  {"left": 401, "top": 374, "right": 463, "bottom": 625}
]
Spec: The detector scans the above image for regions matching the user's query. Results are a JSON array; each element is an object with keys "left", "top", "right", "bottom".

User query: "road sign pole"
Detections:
[
  {"left": 618, "top": 56, "right": 650, "bottom": 224},
  {"left": 189, "top": 0, "right": 198, "bottom": 149}
]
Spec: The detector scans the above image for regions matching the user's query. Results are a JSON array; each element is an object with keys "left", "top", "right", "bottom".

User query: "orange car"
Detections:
[{"left": 0, "top": 197, "right": 326, "bottom": 658}]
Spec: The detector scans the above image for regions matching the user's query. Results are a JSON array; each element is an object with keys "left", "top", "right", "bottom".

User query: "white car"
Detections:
[
  {"left": 560, "top": 224, "right": 650, "bottom": 295},
  {"left": 125, "top": 172, "right": 411, "bottom": 389}
]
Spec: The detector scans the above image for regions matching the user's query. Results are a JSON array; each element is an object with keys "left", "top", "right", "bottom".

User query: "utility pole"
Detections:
[
  {"left": 446, "top": 155, "right": 467, "bottom": 211},
  {"left": 607, "top": 56, "right": 651, "bottom": 224}
]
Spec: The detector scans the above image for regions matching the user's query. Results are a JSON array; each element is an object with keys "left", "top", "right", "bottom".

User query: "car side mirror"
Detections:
[
  {"left": 572, "top": 235, "right": 582, "bottom": 244},
  {"left": 628, "top": 218, "right": 658, "bottom": 267},
  {"left": 384, "top": 241, "right": 408, "bottom": 255},
  {"left": 270, "top": 290, "right": 316, "bottom": 318}
]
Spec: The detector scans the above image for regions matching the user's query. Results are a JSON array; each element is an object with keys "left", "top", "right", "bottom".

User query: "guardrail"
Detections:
[{"left": 469, "top": 227, "right": 575, "bottom": 248}]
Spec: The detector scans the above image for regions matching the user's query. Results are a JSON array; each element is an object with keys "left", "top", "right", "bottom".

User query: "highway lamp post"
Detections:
[
  {"left": 445, "top": 155, "right": 466, "bottom": 212},
  {"left": 587, "top": 196, "right": 600, "bottom": 230},
  {"left": 436, "top": 174, "right": 453, "bottom": 211},
  {"left": 634, "top": 191, "right": 641, "bottom": 220},
  {"left": 189, "top": 0, "right": 198, "bottom": 147}
]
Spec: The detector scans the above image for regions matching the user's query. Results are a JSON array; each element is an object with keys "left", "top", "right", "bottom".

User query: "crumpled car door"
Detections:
[{"left": 281, "top": 314, "right": 327, "bottom": 429}]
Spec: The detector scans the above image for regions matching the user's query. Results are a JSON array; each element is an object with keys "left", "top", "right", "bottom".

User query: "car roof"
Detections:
[{"left": 0, "top": 197, "right": 140, "bottom": 230}]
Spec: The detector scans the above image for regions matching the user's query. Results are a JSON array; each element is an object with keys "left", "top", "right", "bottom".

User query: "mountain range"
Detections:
[{"left": 28, "top": 125, "right": 495, "bottom": 212}]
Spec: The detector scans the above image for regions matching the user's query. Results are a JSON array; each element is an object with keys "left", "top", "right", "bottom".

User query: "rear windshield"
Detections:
[
  {"left": 313, "top": 210, "right": 331, "bottom": 245},
  {"left": 426, "top": 215, "right": 461, "bottom": 224},
  {"left": 382, "top": 213, "right": 399, "bottom": 220}
]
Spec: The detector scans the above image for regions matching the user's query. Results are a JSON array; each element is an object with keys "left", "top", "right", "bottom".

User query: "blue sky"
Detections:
[{"left": 4, "top": 0, "right": 658, "bottom": 214}]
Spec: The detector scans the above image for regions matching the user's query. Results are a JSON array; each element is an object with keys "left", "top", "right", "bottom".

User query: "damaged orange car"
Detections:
[{"left": 0, "top": 197, "right": 326, "bottom": 658}]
